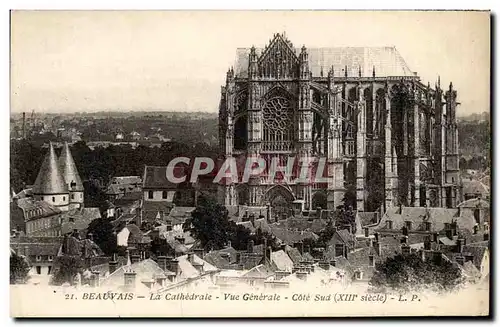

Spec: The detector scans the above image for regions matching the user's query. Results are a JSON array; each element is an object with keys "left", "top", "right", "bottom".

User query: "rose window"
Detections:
[{"left": 262, "top": 96, "right": 294, "bottom": 151}]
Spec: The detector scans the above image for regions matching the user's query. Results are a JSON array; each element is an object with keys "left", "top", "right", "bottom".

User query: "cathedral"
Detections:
[{"left": 218, "top": 33, "right": 460, "bottom": 214}]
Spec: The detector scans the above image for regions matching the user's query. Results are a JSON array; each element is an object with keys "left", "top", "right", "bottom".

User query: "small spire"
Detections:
[
  {"left": 358, "top": 65, "right": 362, "bottom": 77},
  {"left": 59, "top": 142, "right": 84, "bottom": 192},
  {"left": 344, "top": 65, "right": 348, "bottom": 77},
  {"left": 32, "top": 142, "right": 68, "bottom": 195},
  {"left": 449, "top": 81, "right": 453, "bottom": 90},
  {"left": 372, "top": 66, "right": 376, "bottom": 78},
  {"left": 437, "top": 75, "right": 441, "bottom": 88},
  {"left": 320, "top": 66, "right": 324, "bottom": 77}
]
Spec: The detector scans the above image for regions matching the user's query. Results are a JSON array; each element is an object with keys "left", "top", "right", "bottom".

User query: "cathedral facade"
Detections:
[{"left": 218, "top": 33, "right": 459, "bottom": 214}]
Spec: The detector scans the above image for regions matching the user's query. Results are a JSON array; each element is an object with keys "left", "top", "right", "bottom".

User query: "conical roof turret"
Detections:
[
  {"left": 32, "top": 143, "right": 68, "bottom": 195},
  {"left": 58, "top": 142, "right": 84, "bottom": 191}
]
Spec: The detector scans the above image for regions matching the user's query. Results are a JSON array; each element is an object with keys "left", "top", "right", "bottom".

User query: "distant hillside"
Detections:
[{"left": 458, "top": 111, "right": 490, "bottom": 122}]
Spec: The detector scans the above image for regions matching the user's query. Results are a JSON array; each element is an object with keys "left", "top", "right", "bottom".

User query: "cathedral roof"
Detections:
[
  {"left": 234, "top": 46, "right": 414, "bottom": 78},
  {"left": 32, "top": 143, "right": 68, "bottom": 195},
  {"left": 58, "top": 142, "right": 84, "bottom": 191}
]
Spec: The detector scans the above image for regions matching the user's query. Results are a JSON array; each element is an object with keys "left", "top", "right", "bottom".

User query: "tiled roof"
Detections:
[
  {"left": 269, "top": 226, "right": 319, "bottom": 244},
  {"left": 234, "top": 46, "right": 414, "bottom": 78},
  {"left": 32, "top": 143, "right": 68, "bottom": 195},
  {"left": 16, "top": 197, "right": 61, "bottom": 221},
  {"left": 284, "top": 245, "right": 303, "bottom": 264},
  {"left": 463, "top": 244, "right": 488, "bottom": 270},
  {"left": 142, "top": 201, "right": 175, "bottom": 221},
  {"left": 458, "top": 198, "right": 490, "bottom": 208},
  {"left": 241, "top": 264, "right": 274, "bottom": 279},
  {"left": 58, "top": 142, "right": 84, "bottom": 192},
  {"left": 10, "top": 240, "right": 61, "bottom": 256},
  {"left": 274, "top": 216, "right": 328, "bottom": 234},
  {"left": 358, "top": 212, "right": 378, "bottom": 227},
  {"left": 101, "top": 258, "right": 172, "bottom": 291},
  {"left": 462, "top": 180, "right": 489, "bottom": 197},
  {"left": 376, "top": 206, "right": 476, "bottom": 233},
  {"left": 60, "top": 208, "right": 101, "bottom": 234},
  {"left": 143, "top": 166, "right": 182, "bottom": 189},
  {"left": 176, "top": 254, "right": 218, "bottom": 280},
  {"left": 270, "top": 250, "right": 294, "bottom": 272},
  {"left": 203, "top": 251, "right": 231, "bottom": 269}
]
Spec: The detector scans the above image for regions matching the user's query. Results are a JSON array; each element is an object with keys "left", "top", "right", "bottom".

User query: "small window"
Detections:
[
  {"left": 52, "top": 197, "right": 55, "bottom": 203},
  {"left": 162, "top": 191, "right": 168, "bottom": 199},
  {"left": 63, "top": 196, "right": 66, "bottom": 201},
  {"left": 47, "top": 266, "right": 52, "bottom": 275},
  {"left": 48, "top": 255, "right": 53, "bottom": 262},
  {"left": 36, "top": 255, "right": 42, "bottom": 262},
  {"left": 148, "top": 191, "right": 154, "bottom": 199},
  {"left": 80, "top": 194, "right": 83, "bottom": 199},
  {"left": 36, "top": 266, "right": 41, "bottom": 275},
  {"left": 71, "top": 194, "right": 75, "bottom": 200}
]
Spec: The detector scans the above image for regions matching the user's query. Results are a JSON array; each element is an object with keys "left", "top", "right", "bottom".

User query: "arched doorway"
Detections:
[{"left": 263, "top": 185, "right": 295, "bottom": 220}]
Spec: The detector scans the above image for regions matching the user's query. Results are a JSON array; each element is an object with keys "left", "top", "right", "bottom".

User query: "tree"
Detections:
[
  {"left": 51, "top": 255, "right": 83, "bottom": 286},
  {"left": 10, "top": 253, "right": 30, "bottom": 284},
  {"left": 334, "top": 201, "right": 356, "bottom": 234},
  {"left": 86, "top": 218, "right": 117, "bottom": 256},
  {"left": 369, "top": 253, "right": 464, "bottom": 293},
  {"left": 183, "top": 195, "right": 232, "bottom": 250}
]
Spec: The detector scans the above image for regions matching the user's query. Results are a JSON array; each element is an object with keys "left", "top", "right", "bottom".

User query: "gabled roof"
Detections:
[
  {"left": 32, "top": 143, "right": 68, "bottom": 195},
  {"left": 143, "top": 166, "right": 182, "bottom": 189},
  {"left": 270, "top": 250, "right": 294, "bottom": 272},
  {"left": 234, "top": 46, "right": 414, "bottom": 78},
  {"left": 241, "top": 264, "right": 273, "bottom": 279},
  {"left": 58, "top": 142, "right": 84, "bottom": 192}
]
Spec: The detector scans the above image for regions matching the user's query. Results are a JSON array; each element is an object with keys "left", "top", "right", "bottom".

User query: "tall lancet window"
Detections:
[{"left": 262, "top": 96, "right": 293, "bottom": 151}]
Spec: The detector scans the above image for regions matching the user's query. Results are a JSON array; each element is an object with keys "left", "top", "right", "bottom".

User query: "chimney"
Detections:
[
  {"left": 187, "top": 252, "right": 194, "bottom": 263},
  {"left": 130, "top": 254, "right": 141, "bottom": 265},
  {"left": 433, "top": 232, "right": 439, "bottom": 243},
  {"left": 445, "top": 229, "right": 453, "bottom": 240},
  {"left": 124, "top": 270, "right": 136, "bottom": 290},
  {"left": 109, "top": 253, "right": 118, "bottom": 274},
  {"left": 298, "top": 241, "right": 304, "bottom": 255},
  {"left": 236, "top": 252, "right": 241, "bottom": 264},
  {"left": 373, "top": 241, "right": 381, "bottom": 256},
  {"left": 247, "top": 240, "right": 254, "bottom": 253},
  {"left": 155, "top": 274, "right": 167, "bottom": 287},
  {"left": 157, "top": 256, "right": 168, "bottom": 272},
  {"left": 168, "top": 258, "right": 180, "bottom": 276},
  {"left": 364, "top": 227, "right": 369, "bottom": 238},
  {"left": 456, "top": 238, "right": 465, "bottom": 253}
]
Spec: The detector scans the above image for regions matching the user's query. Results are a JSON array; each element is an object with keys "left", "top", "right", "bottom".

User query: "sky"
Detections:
[{"left": 10, "top": 10, "right": 490, "bottom": 115}]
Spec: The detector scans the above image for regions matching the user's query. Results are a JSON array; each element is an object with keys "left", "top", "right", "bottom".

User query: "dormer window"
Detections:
[
  {"left": 36, "top": 255, "right": 42, "bottom": 262},
  {"left": 148, "top": 191, "right": 154, "bottom": 199},
  {"left": 162, "top": 191, "right": 168, "bottom": 199},
  {"left": 52, "top": 197, "right": 55, "bottom": 203}
]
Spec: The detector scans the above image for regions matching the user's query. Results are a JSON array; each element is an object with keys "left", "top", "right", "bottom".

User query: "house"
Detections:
[
  {"left": 116, "top": 224, "right": 151, "bottom": 258},
  {"left": 141, "top": 166, "right": 195, "bottom": 224},
  {"left": 105, "top": 176, "right": 142, "bottom": 202},
  {"left": 11, "top": 197, "right": 62, "bottom": 236},
  {"left": 10, "top": 236, "right": 62, "bottom": 284}
]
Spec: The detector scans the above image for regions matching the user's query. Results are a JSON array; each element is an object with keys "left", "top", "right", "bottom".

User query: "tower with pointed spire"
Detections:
[
  {"left": 58, "top": 142, "right": 85, "bottom": 210},
  {"left": 32, "top": 143, "right": 70, "bottom": 211}
]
